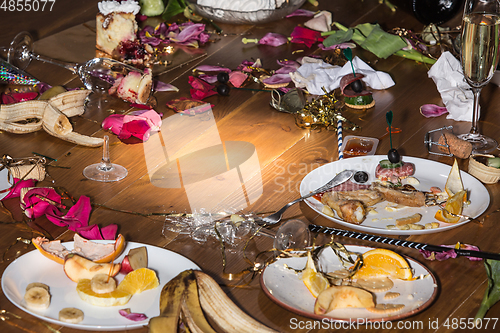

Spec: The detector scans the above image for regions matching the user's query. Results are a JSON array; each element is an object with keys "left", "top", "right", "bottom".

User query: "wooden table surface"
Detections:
[{"left": 2, "top": 1, "right": 500, "bottom": 332}]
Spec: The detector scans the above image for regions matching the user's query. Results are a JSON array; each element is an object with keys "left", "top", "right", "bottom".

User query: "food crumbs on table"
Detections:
[{"left": 372, "top": 218, "right": 380, "bottom": 222}]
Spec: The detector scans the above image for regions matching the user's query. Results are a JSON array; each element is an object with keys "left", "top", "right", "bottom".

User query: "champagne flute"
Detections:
[
  {"left": 259, "top": 219, "right": 311, "bottom": 251},
  {"left": 459, "top": 0, "right": 500, "bottom": 153},
  {"left": 5, "top": 31, "right": 152, "bottom": 103},
  {"left": 83, "top": 135, "right": 128, "bottom": 182}
]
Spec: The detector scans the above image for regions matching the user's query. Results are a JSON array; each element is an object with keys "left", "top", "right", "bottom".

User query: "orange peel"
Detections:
[{"left": 32, "top": 234, "right": 125, "bottom": 265}]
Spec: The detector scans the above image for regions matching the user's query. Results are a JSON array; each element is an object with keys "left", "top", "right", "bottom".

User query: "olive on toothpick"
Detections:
[
  {"left": 388, "top": 148, "right": 400, "bottom": 164},
  {"left": 217, "top": 84, "right": 230, "bottom": 96},
  {"left": 349, "top": 80, "right": 363, "bottom": 93},
  {"left": 217, "top": 72, "right": 229, "bottom": 84}
]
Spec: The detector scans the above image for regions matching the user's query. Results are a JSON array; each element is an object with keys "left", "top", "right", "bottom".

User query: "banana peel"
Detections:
[
  {"left": 149, "top": 269, "right": 278, "bottom": 333},
  {"left": 0, "top": 89, "right": 104, "bottom": 147}
]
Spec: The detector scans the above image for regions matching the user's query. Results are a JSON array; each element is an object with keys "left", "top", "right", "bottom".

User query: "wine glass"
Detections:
[
  {"left": 5, "top": 31, "right": 152, "bottom": 103},
  {"left": 458, "top": 0, "right": 500, "bottom": 153},
  {"left": 83, "top": 135, "right": 128, "bottom": 182},
  {"left": 412, "top": 0, "right": 465, "bottom": 26},
  {"left": 259, "top": 219, "right": 311, "bottom": 251}
]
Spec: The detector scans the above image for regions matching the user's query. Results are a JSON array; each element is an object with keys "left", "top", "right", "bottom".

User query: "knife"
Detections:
[{"left": 308, "top": 223, "right": 500, "bottom": 261}]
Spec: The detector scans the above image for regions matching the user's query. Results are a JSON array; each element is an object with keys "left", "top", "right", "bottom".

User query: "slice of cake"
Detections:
[{"left": 96, "top": 0, "right": 152, "bottom": 67}]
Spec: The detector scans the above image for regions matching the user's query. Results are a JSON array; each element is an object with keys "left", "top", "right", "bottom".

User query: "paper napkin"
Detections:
[
  {"left": 289, "top": 56, "right": 395, "bottom": 95},
  {"left": 428, "top": 51, "right": 475, "bottom": 122}
]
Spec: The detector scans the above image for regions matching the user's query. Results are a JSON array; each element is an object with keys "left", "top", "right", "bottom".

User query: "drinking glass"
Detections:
[
  {"left": 83, "top": 135, "right": 128, "bottom": 182},
  {"left": 259, "top": 219, "right": 311, "bottom": 251},
  {"left": 459, "top": 0, "right": 500, "bottom": 153},
  {"left": 5, "top": 31, "right": 152, "bottom": 101}
]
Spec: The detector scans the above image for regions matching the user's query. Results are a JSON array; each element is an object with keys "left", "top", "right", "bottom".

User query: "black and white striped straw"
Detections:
[{"left": 308, "top": 223, "right": 500, "bottom": 261}]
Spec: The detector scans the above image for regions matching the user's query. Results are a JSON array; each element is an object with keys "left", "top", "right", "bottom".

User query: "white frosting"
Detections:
[{"left": 98, "top": 0, "right": 140, "bottom": 15}]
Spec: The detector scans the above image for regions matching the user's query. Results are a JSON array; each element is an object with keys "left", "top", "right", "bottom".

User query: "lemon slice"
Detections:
[
  {"left": 445, "top": 159, "right": 464, "bottom": 197},
  {"left": 301, "top": 252, "right": 329, "bottom": 297},
  {"left": 352, "top": 248, "right": 413, "bottom": 280}
]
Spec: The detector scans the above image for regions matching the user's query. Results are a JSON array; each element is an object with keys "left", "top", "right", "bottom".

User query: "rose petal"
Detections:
[
  {"left": 2, "top": 179, "right": 36, "bottom": 199},
  {"left": 420, "top": 104, "right": 448, "bottom": 118},
  {"left": 258, "top": 33, "right": 288, "bottom": 47},
  {"left": 195, "top": 65, "right": 231, "bottom": 73},
  {"left": 154, "top": 81, "right": 178, "bottom": 92},
  {"left": 261, "top": 74, "right": 292, "bottom": 85},
  {"left": 286, "top": 9, "right": 316, "bottom": 17},
  {"left": 290, "top": 26, "right": 324, "bottom": 48},
  {"left": 228, "top": 71, "right": 248, "bottom": 88},
  {"left": 119, "top": 309, "right": 148, "bottom": 321},
  {"left": 102, "top": 114, "right": 126, "bottom": 135},
  {"left": 46, "top": 195, "right": 91, "bottom": 231}
]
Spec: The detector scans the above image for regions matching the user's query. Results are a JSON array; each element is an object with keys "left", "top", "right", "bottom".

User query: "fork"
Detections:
[{"left": 257, "top": 169, "right": 354, "bottom": 225}]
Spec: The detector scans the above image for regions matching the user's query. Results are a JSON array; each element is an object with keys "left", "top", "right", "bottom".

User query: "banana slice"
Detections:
[
  {"left": 90, "top": 274, "right": 117, "bottom": 294},
  {"left": 24, "top": 286, "right": 51, "bottom": 310},
  {"left": 59, "top": 307, "right": 84, "bottom": 323},
  {"left": 26, "top": 282, "right": 50, "bottom": 292}
]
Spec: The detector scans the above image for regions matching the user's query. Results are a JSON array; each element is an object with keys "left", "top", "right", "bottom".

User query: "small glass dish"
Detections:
[{"left": 340, "top": 136, "right": 379, "bottom": 158}]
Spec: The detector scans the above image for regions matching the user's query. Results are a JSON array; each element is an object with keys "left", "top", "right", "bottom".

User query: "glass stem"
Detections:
[
  {"left": 100, "top": 135, "right": 113, "bottom": 172},
  {"left": 30, "top": 52, "right": 80, "bottom": 75},
  {"left": 469, "top": 87, "right": 481, "bottom": 136}
]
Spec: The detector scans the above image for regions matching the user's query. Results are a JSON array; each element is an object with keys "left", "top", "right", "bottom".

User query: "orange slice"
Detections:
[
  {"left": 435, "top": 190, "right": 466, "bottom": 223},
  {"left": 76, "top": 278, "right": 132, "bottom": 307},
  {"left": 301, "top": 252, "right": 329, "bottom": 297},
  {"left": 32, "top": 234, "right": 125, "bottom": 265},
  {"left": 116, "top": 268, "right": 159, "bottom": 294},
  {"left": 352, "top": 249, "right": 413, "bottom": 280}
]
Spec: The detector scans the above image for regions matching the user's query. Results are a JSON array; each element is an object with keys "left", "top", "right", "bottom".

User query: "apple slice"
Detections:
[
  {"left": 120, "top": 246, "right": 148, "bottom": 274},
  {"left": 314, "top": 285, "right": 375, "bottom": 314},
  {"left": 64, "top": 254, "right": 121, "bottom": 282}
]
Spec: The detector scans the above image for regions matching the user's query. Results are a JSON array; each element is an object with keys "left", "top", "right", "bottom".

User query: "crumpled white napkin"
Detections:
[
  {"left": 428, "top": 51, "right": 475, "bottom": 122},
  {"left": 290, "top": 56, "right": 395, "bottom": 95}
]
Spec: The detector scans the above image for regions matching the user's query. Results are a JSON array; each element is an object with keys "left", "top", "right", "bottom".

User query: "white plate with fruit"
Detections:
[
  {"left": 301, "top": 155, "right": 489, "bottom": 235},
  {"left": 260, "top": 245, "right": 438, "bottom": 322},
  {"left": 1, "top": 238, "right": 200, "bottom": 331}
]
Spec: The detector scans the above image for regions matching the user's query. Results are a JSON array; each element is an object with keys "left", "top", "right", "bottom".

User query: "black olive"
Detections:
[
  {"left": 354, "top": 171, "right": 369, "bottom": 183},
  {"left": 217, "top": 84, "right": 230, "bottom": 96},
  {"left": 388, "top": 148, "right": 400, "bottom": 164},
  {"left": 349, "top": 80, "right": 363, "bottom": 93},
  {"left": 217, "top": 72, "right": 229, "bottom": 84}
]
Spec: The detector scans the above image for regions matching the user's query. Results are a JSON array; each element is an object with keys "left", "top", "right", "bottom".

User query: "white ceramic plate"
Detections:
[
  {"left": 300, "top": 155, "right": 489, "bottom": 235},
  {"left": 260, "top": 245, "right": 438, "bottom": 322},
  {"left": 0, "top": 165, "right": 12, "bottom": 200},
  {"left": 2, "top": 241, "right": 200, "bottom": 331}
]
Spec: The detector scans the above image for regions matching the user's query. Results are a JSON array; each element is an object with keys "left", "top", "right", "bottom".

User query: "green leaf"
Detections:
[
  {"left": 322, "top": 29, "right": 354, "bottom": 48},
  {"left": 161, "top": 0, "right": 187, "bottom": 21},
  {"left": 474, "top": 259, "right": 500, "bottom": 325},
  {"left": 353, "top": 23, "right": 407, "bottom": 59}
]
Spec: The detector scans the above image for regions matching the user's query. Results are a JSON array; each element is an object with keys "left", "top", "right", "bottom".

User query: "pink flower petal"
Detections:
[
  {"left": 198, "top": 74, "right": 218, "bottom": 84},
  {"left": 119, "top": 309, "right": 148, "bottom": 321},
  {"left": 228, "top": 71, "right": 248, "bottom": 88},
  {"left": 286, "top": 9, "right": 316, "bottom": 17},
  {"left": 2, "top": 179, "right": 36, "bottom": 199},
  {"left": 258, "top": 33, "right": 288, "bottom": 47},
  {"left": 195, "top": 65, "right": 231, "bottom": 72},
  {"left": 420, "top": 104, "right": 448, "bottom": 118},
  {"left": 120, "top": 119, "right": 152, "bottom": 141},
  {"left": 290, "top": 26, "right": 324, "bottom": 48},
  {"left": 154, "top": 81, "right": 178, "bottom": 92},
  {"left": 261, "top": 74, "right": 292, "bottom": 85},
  {"left": 102, "top": 114, "right": 126, "bottom": 135},
  {"left": 100, "top": 224, "right": 118, "bottom": 240},
  {"left": 419, "top": 243, "right": 482, "bottom": 261},
  {"left": 46, "top": 195, "right": 91, "bottom": 231}
]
